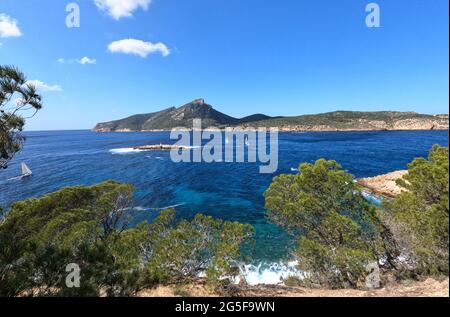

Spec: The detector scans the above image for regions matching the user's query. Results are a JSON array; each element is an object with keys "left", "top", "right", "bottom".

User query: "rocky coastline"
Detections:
[
  {"left": 357, "top": 170, "right": 409, "bottom": 198},
  {"left": 95, "top": 125, "right": 449, "bottom": 133}
]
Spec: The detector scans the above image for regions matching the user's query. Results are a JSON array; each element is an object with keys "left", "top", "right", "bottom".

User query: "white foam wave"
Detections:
[
  {"left": 196, "top": 261, "right": 306, "bottom": 286},
  {"left": 237, "top": 261, "right": 305, "bottom": 286},
  {"left": 362, "top": 191, "right": 383, "bottom": 205}
]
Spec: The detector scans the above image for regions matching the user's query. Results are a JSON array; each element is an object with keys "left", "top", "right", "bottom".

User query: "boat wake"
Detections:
[
  {"left": 126, "top": 203, "right": 186, "bottom": 212},
  {"left": 110, "top": 146, "right": 201, "bottom": 155},
  {"left": 3, "top": 176, "right": 23, "bottom": 182},
  {"left": 149, "top": 203, "right": 186, "bottom": 211},
  {"left": 109, "top": 148, "right": 143, "bottom": 155}
]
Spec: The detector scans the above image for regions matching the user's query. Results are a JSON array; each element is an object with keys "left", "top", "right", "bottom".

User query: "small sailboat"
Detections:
[
  {"left": 4, "top": 163, "right": 33, "bottom": 182},
  {"left": 21, "top": 163, "right": 32, "bottom": 178}
]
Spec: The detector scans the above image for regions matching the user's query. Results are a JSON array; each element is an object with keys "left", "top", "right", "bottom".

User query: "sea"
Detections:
[{"left": 1, "top": 130, "right": 448, "bottom": 285}]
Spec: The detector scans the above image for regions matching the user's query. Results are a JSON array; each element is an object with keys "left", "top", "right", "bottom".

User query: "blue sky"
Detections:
[{"left": 0, "top": 0, "right": 448, "bottom": 131}]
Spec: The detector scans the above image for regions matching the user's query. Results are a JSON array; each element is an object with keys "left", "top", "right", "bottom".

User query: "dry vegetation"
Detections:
[{"left": 137, "top": 278, "right": 449, "bottom": 298}]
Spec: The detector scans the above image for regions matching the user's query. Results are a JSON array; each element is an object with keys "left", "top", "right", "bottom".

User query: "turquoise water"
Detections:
[{"left": 1, "top": 130, "right": 448, "bottom": 265}]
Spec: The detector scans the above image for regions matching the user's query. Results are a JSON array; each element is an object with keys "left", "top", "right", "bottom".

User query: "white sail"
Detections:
[{"left": 21, "top": 163, "right": 32, "bottom": 176}]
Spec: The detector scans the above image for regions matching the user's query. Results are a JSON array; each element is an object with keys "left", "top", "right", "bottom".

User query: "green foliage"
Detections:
[
  {"left": 383, "top": 145, "right": 449, "bottom": 276},
  {"left": 1, "top": 65, "right": 42, "bottom": 169},
  {"left": 141, "top": 210, "right": 253, "bottom": 285},
  {"left": 0, "top": 181, "right": 253, "bottom": 297},
  {"left": 283, "top": 276, "right": 302, "bottom": 287},
  {"left": 0, "top": 181, "right": 137, "bottom": 296},
  {"left": 265, "top": 159, "right": 391, "bottom": 288},
  {"left": 266, "top": 148, "right": 449, "bottom": 288}
]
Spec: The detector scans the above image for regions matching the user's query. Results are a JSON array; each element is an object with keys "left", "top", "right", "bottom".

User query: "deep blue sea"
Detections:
[{"left": 1, "top": 130, "right": 448, "bottom": 283}]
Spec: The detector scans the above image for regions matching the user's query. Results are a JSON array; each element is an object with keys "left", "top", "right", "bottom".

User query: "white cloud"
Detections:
[
  {"left": 58, "top": 57, "right": 97, "bottom": 65},
  {"left": 27, "top": 80, "right": 63, "bottom": 92},
  {"left": 108, "top": 39, "right": 170, "bottom": 58},
  {"left": 79, "top": 56, "right": 97, "bottom": 64},
  {"left": 94, "top": 0, "right": 151, "bottom": 20},
  {"left": 0, "top": 14, "right": 22, "bottom": 38}
]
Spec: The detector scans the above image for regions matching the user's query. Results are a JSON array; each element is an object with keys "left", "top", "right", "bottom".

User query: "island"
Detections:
[{"left": 93, "top": 99, "right": 449, "bottom": 132}]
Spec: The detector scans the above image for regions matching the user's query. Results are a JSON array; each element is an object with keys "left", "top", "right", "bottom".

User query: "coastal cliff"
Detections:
[{"left": 93, "top": 99, "right": 449, "bottom": 132}]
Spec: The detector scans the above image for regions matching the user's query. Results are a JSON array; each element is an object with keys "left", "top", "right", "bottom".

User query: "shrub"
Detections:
[
  {"left": 141, "top": 210, "right": 253, "bottom": 286},
  {"left": 265, "top": 159, "right": 393, "bottom": 288},
  {"left": 382, "top": 145, "right": 449, "bottom": 276},
  {"left": 0, "top": 181, "right": 253, "bottom": 296}
]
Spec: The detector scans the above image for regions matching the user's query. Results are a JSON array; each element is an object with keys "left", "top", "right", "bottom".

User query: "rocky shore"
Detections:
[
  {"left": 357, "top": 170, "right": 409, "bottom": 198},
  {"left": 96, "top": 124, "right": 449, "bottom": 133}
]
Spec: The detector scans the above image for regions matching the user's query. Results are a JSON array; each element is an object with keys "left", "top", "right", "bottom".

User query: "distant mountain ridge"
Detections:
[{"left": 93, "top": 99, "right": 449, "bottom": 132}]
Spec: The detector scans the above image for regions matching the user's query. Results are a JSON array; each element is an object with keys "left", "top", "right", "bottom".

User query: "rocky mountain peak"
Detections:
[{"left": 192, "top": 98, "right": 205, "bottom": 105}]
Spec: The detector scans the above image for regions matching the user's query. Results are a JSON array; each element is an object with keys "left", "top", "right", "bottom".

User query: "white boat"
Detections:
[{"left": 21, "top": 163, "right": 32, "bottom": 177}]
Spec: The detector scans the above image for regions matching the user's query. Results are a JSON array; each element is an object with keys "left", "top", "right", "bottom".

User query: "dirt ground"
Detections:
[{"left": 137, "top": 277, "right": 449, "bottom": 298}]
